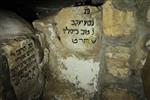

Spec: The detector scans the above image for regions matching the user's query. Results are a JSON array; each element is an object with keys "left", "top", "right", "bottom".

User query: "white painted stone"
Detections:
[{"left": 58, "top": 55, "right": 100, "bottom": 93}]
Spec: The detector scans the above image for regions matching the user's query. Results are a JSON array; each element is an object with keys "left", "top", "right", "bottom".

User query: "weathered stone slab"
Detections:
[
  {"left": 55, "top": 6, "right": 102, "bottom": 56},
  {"left": 33, "top": 6, "right": 102, "bottom": 99},
  {"left": 33, "top": 1, "right": 150, "bottom": 99},
  {"left": 54, "top": 6, "right": 101, "bottom": 93},
  {"left": 1, "top": 38, "right": 44, "bottom": 100}
]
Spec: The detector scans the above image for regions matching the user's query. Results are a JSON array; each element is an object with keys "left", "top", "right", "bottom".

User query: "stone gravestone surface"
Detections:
[
  {"left": 1, "top": 38, "right": 44, "bottom": 100},
  {"left": 33, "top": 6, "right": 102, "bottom": 99},
  {"left": 0, "top": 10, "right": 46, "bottom": 100},
  {"left": 55, "top": 6, "right": 101, "bottom": 56}
]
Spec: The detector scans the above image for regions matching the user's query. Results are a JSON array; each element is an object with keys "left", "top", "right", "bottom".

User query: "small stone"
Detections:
[
  {"left": 105, "top": 46, "right": 130, "bottom": 61},
  {"left": 106, "top": 58, "right": 129, "bottom": 78}
]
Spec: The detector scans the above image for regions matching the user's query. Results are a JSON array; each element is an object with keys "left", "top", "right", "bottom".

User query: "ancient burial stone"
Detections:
[
  {"left": 99, "top": 0, "right": 150, "bottom": 99},
  {"left": 0, "top": 10, "right": 46, "bottom": 100},
  {"left": 33, "top": 6, "right": 102, "bottom": 99}
]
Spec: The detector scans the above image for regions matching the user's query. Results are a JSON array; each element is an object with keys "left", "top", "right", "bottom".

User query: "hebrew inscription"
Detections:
[
  {"left": 62, "top": 8, "right": 97, "bottom": 44},
  {"left": 2, "top": 39, "right": 38, "bottom": 87},
  {"left": 55, "top": 6, "right": 101, "bottom": 55}
]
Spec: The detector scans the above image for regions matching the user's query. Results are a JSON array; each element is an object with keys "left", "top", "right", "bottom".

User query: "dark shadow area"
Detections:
[{"left": 0, "top": 0, "right": 104, "bottom": 23}]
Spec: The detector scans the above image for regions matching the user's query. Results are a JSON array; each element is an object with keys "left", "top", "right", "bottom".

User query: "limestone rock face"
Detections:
[
  {"left": 99, "top": 0, "right": 149, "bottom": 99},
  {"left": 103, "top": 0, "right": 136, "bottom": 37},
  {"left": 33, "top": 6, "right": 102, "bottom": 99}
]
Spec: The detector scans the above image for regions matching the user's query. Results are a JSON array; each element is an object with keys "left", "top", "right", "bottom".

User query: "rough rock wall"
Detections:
[
  {"left": 102, "top": 0, "right": 150, "bottom": 99},
  {"left": 99, "top": 0, "right": 149, "bottom": 99},
  {"left": 33, "top": 0, "right": 150, "bottom": 100}
]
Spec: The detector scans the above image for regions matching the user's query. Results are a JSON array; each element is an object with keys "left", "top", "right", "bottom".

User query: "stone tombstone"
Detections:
[
  {"left": 33, "top": 6, "right": 102, "bottom": 99},
  {"left": 55, "top": 6, "right": 101, "bottom": 56},
  {"left": 1, "top": 38, "right": 41, "bottom": 100},
  {"left": 0, "top": 10, "right": 45, "bottom": 100}
]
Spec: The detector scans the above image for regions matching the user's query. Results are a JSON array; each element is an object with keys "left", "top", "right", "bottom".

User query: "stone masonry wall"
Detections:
[{"left": 99, "top": 0, "right": 150, "bottom": 99}]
